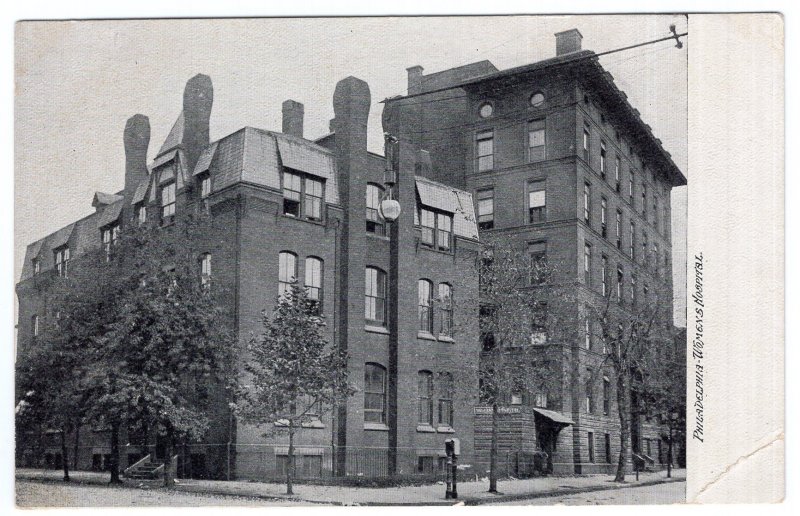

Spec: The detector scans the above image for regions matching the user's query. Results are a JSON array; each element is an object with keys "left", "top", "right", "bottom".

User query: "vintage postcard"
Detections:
[{"left": 10, "top": 13, "right": 784, "bottom": 508}]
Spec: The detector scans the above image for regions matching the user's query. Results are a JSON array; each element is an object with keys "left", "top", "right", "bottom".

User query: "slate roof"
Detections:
[
  {"left": 415, "top": 176, "right": 478, "bottom": 240},
  {"left": 157, "top": 111, "right": 185, "bottom": 157},
  {"left": 95, "top": 200, "right": 124, "bottom": 229},
  {"left": 92, "top": 191, "right": 123, "bottom": 207}
]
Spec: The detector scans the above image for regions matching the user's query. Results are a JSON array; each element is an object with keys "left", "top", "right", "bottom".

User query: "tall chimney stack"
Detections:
[
  {"left": 406, "top": 65, "right": 424, "bottom": 95},
  {"left": 182, "top": 74, "right": 213, "bottom": 173},
  {"left": 282, "top": 100, "right": 305, "bottom": 138},
  {"left": 555, "top": 28, "right": 583, "bottom": 56},
  {"left": 123, "top": 114, "right": 150, "bottom": 194}
]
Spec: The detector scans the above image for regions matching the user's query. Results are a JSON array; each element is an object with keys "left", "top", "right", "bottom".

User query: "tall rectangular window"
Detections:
[
  {"left": 101, "top": 224, "right": 120, "bottom": 262},
  {"left": 614, "top": 156, "right": 621, "bottom": 192},
  {"left": 584, "top": 314, "right": 592, "bottom": 350},
  {"left": 582, "top": 124, "right": 590, "bottom": 162},
  {"left": 528, "top": 182, "right": 546, "bottom": 223},
  {"left": 282, "top": 171, "right": 302, "bottom": 217},
  {"left": 631, "top": 274, "right": 637, "bottom": 305},
  {"left": 617, "top": 266, "right": 624, "bottom": 303},
  {"left": 365, "top": 267, "right": 387, "bottom": 326},
  {"left": 32, "top": 315, "right": 39, "bottom": 338},
  {"left": 278, "top": 251, "right": 297, "bottom": 297},
  {"left": 305, "top": 257, "right": 323, "bottom": 313},
  {"left": 438, "top": 373, "right": 454, "bottom": 427},
  {"left": 418, "top": 279, "right": 434, "bottom": 334},
  {"left": 615, "top": 210, "right": 622, "bottom": 249},
  {"left": 585, "top": 369, "right": 594, "bottom": 413},
  {"left": 628, "top": 174, "right": 634, "bottom": 204},
  {"left": 588, "top": 432, "right": 595, "bottom": 463},
  {"left": 584, "top": 242, "right": 592, "bottom": 286},
  {"left": 418, "top": 371, "right": 433, "bottom": 425},
  {"left": 600, "top": 141, "right": 607, "bottom": 179},
  {"left": 199, "top": 174, "right": 211, "bottom": 199},
  {"left": 419, "top": 209, "right": 435, "bottom": 246},
  {"left": 601, "top": 255, "right": 608, "bottom": 297},
  {"left": 54, "top": 247, "right": 70, "bottom": 278},
  {"left": 603, "top": 376, "right": 611, "bottom": 415},
  {"left": 32, "top": 257, "right": 40, "bottom": 275},
  {"left": 605, "top": 433, "right": 612, "bottom": 463},
  {"left": 136, "top": 204, "right": 147, "bottom": 225},
  {"left": 629, "top": 221, "right": 636, "bottom": 259},
  {"left": 438, "top": 283, "right": 453, "bottom": 337},
  {"left": 653, "top": 196, "right": 660, "bottom": 233},
  {"left": 529, "top": 241, "right": 547, "bottom": 285},
  {"left": 477, "top": 188, "right": 494, "bottom": 230},
  {"left": 366, "top": 184, "right": 385, "bottom": 235},
  {"left": 436, "top": 213, "right": 452, "bottom": 251},
  {"left": 304, "top": 177, "right": 323, "bottom": 221},
  {"left": 528, "top": 119, "right": 546, "bottom": 162},
  {"left": 644, "top": 282, "right": 650, "bottom": 301},
  {"left": 160, "top": 182, "right": 176, "bottom": 225},
  {"left": 530, "top": 302, "right": 548, "bottom": 345},
  {"left": 642, "top": 232, "right": 648, "bottom": 265},
  {"left": 476, "top": 130, "right": 494, "bottom": 172},
  {"left": 583, "top": 182, "right": 591, "bottom": 224},
  {"left": 364, "top": 364, "right": 387, "bottom": 424},
  {"left": 600, "top": 197, "right": 607, "bottom": 238},
  {"left": 641, "top": 183, "right": 648, "bottom": 220},
  {"left": 200, "top": 253, "right": 212, "bottom": 288}
]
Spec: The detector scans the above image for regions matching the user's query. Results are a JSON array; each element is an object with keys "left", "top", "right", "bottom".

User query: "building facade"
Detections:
[
  {"left": 16, "top": 75, "right": 482, "bottom": 480},
  {"left": 387, "top": 29, "right": 686, "bottom": 474}
]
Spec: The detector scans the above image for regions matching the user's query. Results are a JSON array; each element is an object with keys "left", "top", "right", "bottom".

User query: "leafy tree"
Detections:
[{"left": 235, "top": 282, "right": 354, "bottom": 495}]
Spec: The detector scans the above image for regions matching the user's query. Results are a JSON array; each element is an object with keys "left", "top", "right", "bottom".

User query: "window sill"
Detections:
[
  {"left": 364, "top": 422, "right": 390, "bottom": 431},
  {"left": 282, "top": 214, "right": 326, "bottom": 227},
  {"left": 366, "top": 232, "right": 390, "bottom": 241},
  {"left": 417, "top": 331, "right": 437, "bottom": 341},
  {"left": 416, "top": 424, "right": 436, "bottom": 433},
  {"left": 365, "top": 325, "right": 389, "bottom": 335},
  {"left": 437, "top": 335, "right": 454, "bottom": 343},
  {"left": 301, "top": 420, "right": 326, "bottom": 429},
  {"left": 436, "top": 426, "right": 455, "bottom": 434}
]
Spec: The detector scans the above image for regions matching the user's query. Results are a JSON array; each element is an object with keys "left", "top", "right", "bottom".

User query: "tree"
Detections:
[
  {"left": 464, "top": 238, "right": 565, "bottom": 493},
  {"left": 235, "top": 282, "right": 354, "bottom": 495}
]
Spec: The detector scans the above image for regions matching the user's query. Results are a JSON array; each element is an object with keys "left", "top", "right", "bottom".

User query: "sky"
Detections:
[{"left": 14, "top": 15, "right": 688, "bottom": 325}]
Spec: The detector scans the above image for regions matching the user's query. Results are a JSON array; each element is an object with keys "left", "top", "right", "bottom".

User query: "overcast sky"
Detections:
[{"left": 14, "top": 15, "right": 688, "bottom": 325}]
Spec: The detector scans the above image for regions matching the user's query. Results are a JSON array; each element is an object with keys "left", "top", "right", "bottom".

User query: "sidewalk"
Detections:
[{"left": 17, "top": 468, "right": 686, "bottom": 505}]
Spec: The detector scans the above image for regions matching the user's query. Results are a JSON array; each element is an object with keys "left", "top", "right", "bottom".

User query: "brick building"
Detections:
[
  {"left": 16, "top": 74, "right": 482, "bottom": 480},
  {"left": 386, "top": 29, "right": 686, "bottom": 474}
]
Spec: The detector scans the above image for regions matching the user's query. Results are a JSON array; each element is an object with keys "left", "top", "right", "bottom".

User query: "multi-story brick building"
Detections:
[
  {"left": 387, "top": 29, "right": 686, "bottom": 474},
  {"left": 16, "top": 74, "right": 482, "bottom": 480}
]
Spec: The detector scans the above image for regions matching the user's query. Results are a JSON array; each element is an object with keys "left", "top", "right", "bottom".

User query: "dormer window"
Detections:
[
  {"left": 32, "top": 257, "right": 40, "bottom": 275},
  {"left": 419, "top": 208, "right": 452, "bottom": 251},
  {"left": 54, "top": 247, "right": 70, "bottom": 278},
  {"left": 101, "top": 224, "right": 120, "bottom": 262},
  {"left": 136, "top": 204, "right": 147, "bottom": 225},
  {"left": 282, "top": 171, "right": 324, "bottom": 222},
  {"left": 199, "top": 173, "right": 211, "bottom": 199},
  {"left": 366, "top": 184, "right": 385, "bottom": 235},
  {"left": 160, "top": 182, "right": 176, "bottom": 226}
]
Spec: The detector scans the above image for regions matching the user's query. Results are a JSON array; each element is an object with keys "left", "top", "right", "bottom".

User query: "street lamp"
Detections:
[
  {"left": 380, "top": 133, "right": 401, "bottom": 222},
  {"left": 667, "top": 410, "right": 678, "bottom": 478}
]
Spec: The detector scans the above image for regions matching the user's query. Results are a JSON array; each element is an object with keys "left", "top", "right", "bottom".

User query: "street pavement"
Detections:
[{"left": 496, "top": 479, "right": 685, "bottom": 505}]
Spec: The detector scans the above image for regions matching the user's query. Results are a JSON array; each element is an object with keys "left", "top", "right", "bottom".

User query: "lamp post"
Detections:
[{"left": 379, "top": 133, "right": 401, "bottom": 223}]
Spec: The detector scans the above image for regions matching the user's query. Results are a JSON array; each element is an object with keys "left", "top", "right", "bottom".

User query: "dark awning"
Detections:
[{"left": 533, "top": 408, "right": 574, "bottom": 426}]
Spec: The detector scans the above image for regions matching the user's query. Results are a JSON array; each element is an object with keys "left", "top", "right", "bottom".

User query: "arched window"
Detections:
[
  {"left": 438, "top": 372, "right": 454, "bottom": 427},
  {"left": 364, "top": 363, "right": 387, "bottom": 424},
  {"left": 366, "top": 184, "right": 385, "bottom": 235},
  {"left": 438, "top": 283, "right": 453, "bottom": 337},
  {"left": 200, "top": 253, "right": 212, "bottom": 288},
  {"left": 305, "top": 257, "right": 323, "bottom": 313},
  {"left": 278, "top": 251, "right": 297, "bottom": 297},
  {"left": 365, "top": 267, "right": 386, "bottom": 326},
  {"left": 418, "top": 279, "right": 433, "bottom": 333},
  {"left": 32, "top": 315, "right": 39, "bottom": 338},
  {"left": 417, "top": 371, "right": 433, "bottom": 425}
]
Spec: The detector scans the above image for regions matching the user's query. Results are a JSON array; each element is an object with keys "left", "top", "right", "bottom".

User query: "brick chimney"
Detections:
[
  {"left": 182, "top": 74, "right": 213, "bottom": 173},
  {"left": 555, "top": 28, "right": 583, "bottom": 56},
  {"left": 123, "top": 114, "right": 150, "bottom": 194},
  {"left": 282, "top": 100, "right": 304, "bottom": 138},
  {"left": 407, "top": 65, "right": 424, "bottom": 95}
]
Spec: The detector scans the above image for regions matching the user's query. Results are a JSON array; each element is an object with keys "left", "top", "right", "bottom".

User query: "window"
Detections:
[
  {"left": 584, "top": 242, "right": 592, "bottom": 286},
  {"left": 477, "top": 188, "right": 494, "bottom": 230},
  {"left": 476, "top": 130, "right": 494, "bottom": 172},
  {"left": 479, "top": 102, "right": 493, "bottom": 118},
  {"left": 419, "top": 209, "right": 452, "bottom": 251},
  {"left": 588, "top": 432, "right": 595, "bottom": 463},
  {"left": 529, "top": 241, "right": 547, "bottom": 285},
  {"left": 480, "top": 305, "right": 497, "bottom": 352},
  {"left": 304, "top": 177, "right": 323, "bottom": 221},
  {"left": 528, "top": 182, "right": 546, "bottom": 223},
  {"left": 438, "top": 283, "right": 453, "bottom": 337},
  {"left": 365, "top": 267, "right": 386, "bottom": 326},
  {"left": 530, "top": 92, "right": 545, "bottom": 107},
  {"left": 644, "top": 282, "right": 650, "bottom": 300},
  {"left": 418, "top": 279, "right": 434, "bottom": 334},
  {"left": 600, "top": 197, "right": 607, "bottom": 238},
  {"left": 200, "top": 253, "right": 212, "bottom": 288},
  {"left": 654, "top": 243, "right": 661, "bottom": 275},
  {"left": 438, "top": 372, "right": 454, "bottom": 427},
  {"left": 32, "top": 315, "right": 39, "bottom": 338},
  {"left": 653, "top": 196, "right": 659, "bottom": 233},
  {"left": 364, "top": 363, "right": 387, "bottom": 424},
  {"left": 136, "top": 204, "right": 147, "bottom": 225},
  {"left": 32, "top": 257, "right": 40, "bottom": 275},
  {"left": 642, "top": 232, "right": 648, "bottom": 265},
  {"left": 305, "top": 257, "right": 323, "bottom": 313},
  {"left": 584, "top": 314, "right": 592, "bottom": 350},
  {"left": 278, "top": 252, "right": 297, "bottom": 297},
  {"left": 603, "top": 377, "right": 611, "bottom": 415},
  {"left": 605, "top": 433, "right": 612, "bottom": 463},
  {"left": 510, "top": 392, "right": 523, "bottom": 405},
  {"left": 282, "top": 171, "right": 302, "bottom": 217},
  {"left": 160, "top": 182, "right": 176, "bottom": 225},
  {"left": 631, "top": 274, "right": 637, "bottom": 305},
  {"left": 645, "top": 438, "right": 652, "bottom": 457},
  {"left": 530, "top": 302, "right": 548, "bottom": 345},
  {"left": 641, "top": 183, "right": 648, "bottom": 220},
  {"left": 615, "top": 210, "right": 622, "bottom": 249},
  {"left": 601, "top": 255, "right": 608, "bottom": 297},
  {"left": 617, "top": 266, "right": 624, "bottom": 303},
  {"left": 366, "top": 184, "right": 385, "bottom": 235},
  {"left": 528, "top": 119, "right": 546, "bottom": 162},
  {"left": 418, "top": 371, "right": 433, "bottom": 425},
  {"left": 199, "top": 173, "right": 211, "bottom": 199},
  {"left": 600, "top": 141, "right": 607, "bottom": 179},
  {"left": 534, "top": 392, "right": 548, "bottom": 408},
  {"left": 54, "top": 247, "right": 70, "bottom": 278},
  {"left": 583, "top": 182, "right": 591, "bottom": 224},
  {"left": 585, "top": 369, "right": 594, "bottom": 413},
  {"left": 614, "top": 156, "right": 621, "bottom": 192},
  {"left": 628, "top": 174, "right": 634, "bottom": 204},
  {"left": 629, "top": 221, "right": 636, "bottom": 259},
  {"left": 583, "top": 124, "right": 590, "bottom": 161},
  {"left": 101, "top": 224, "right": 120, "bottom": 262}
]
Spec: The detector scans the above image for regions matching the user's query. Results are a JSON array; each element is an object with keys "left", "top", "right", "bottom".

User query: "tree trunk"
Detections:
[
  {"left": 286, "top": 422, "right": 295, "bottom": 495},
  {"left": 667, "top": 426, "right": 673, "bottom": 478},
  {"left": 489, "top": 403, "right": 499, "bottom": 493},
  {"left": 163, "top": 427, "right": 175, "bottom": 488},
  {"left": 614, "top": 369, "right": 630, "bottom": 482},
  {"left": 72, "top": 425, "right": 80, "bottom": 470},
  {"left": 109, "top": 422, "right": 122, "bottom": 484},
  {"left": 60, "top": 427, "right": 70, "bottom": 482}
]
